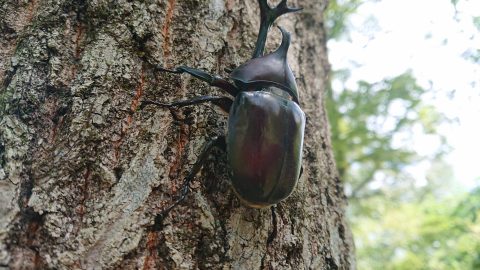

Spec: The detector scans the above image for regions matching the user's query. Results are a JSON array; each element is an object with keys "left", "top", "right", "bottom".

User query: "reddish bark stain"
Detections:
[
  {"left": 226, "top": 0, "right": 235, "bottom": 11},
  {"left": 168, "top": 122, "right": 189, "bottom": 184},
  {"left": 74, "top": 24, "right": 85, "bottom": 60},
  {"left": 33, "top": 251, "right": 43, "bottom": 269},
  {"left": 76, "top": 167, "right": 92, "bottom": 221},
  {"left": 161, "top": 0, "right": 176, "bottom": 63},
  {"left": 142, "top": 231, "right": 158, "bottom": 270},
  {"left": 130, "top": 71, "right": 145, "bottom": 113},
  {"left": 14, "top": 210, "right": 45, "bottom": 269},
  {"left": 43, "top": 99, "right": 59, "bottom": 143},
  {"left": 227, "top": 17, "right": 239, "bottom": 41},
  {"left": 26, "top": 221, "right": 40, "bottom": 246},
  {"left": 0, "top": 0, "right": 40, "bottom": 81},
  {"left": 27, "top": 0, "right": 39, "bottom": 23},
  {"left": 113, "top": 67, "right": 145, "bottom": 162},
  {"left": 160, "top": 0, "right": 192, "bottom": 196},
  {"left": 69, "top": 17, "right": 86, "bottom": 83}
]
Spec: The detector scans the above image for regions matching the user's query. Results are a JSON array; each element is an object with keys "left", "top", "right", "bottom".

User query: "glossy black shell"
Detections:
[
  {"left": 230, "top": 27, "right": 299, "bottom": 103},
  {"left": 227, "top": 91, "right": 305, "bottom": 208}
]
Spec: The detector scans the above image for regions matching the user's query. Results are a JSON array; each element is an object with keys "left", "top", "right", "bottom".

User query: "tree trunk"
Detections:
[{"left": 0, "top": 0, "right": 354, "bottom": 269}]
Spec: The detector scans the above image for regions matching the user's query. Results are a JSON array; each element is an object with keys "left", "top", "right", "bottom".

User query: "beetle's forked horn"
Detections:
[
  {"left": 252, "top": 0, "right": 302, "bottom": 59},
  {"left": 258, "top": 0, "right": 302, "bottom": 15}
]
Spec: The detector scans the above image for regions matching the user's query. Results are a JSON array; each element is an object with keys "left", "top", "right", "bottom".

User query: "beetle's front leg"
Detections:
[
  {"left": 157, "top": 66, "right": 239, "bottom": 97},
  {"left": 141, "top": 95, "right": 233, "bottom": 113},
  {"left": 150, "top": 136, "right": 226, "bottom": 231}
]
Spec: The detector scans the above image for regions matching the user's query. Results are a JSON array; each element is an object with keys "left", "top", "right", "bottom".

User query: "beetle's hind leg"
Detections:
[
  {"left": 141, "top": 95, "right": 233, "bottom": 113},
  {"left": 157, "top": 66, "right": 239, "bottom": 97},
  {"left": 151, "top": 136, "right": 226, "bottom": 230}
]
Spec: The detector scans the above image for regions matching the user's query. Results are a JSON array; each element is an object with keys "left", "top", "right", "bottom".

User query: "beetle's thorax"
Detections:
[{"left": 229, "top": 27, "right": 299, "bottom": 104}]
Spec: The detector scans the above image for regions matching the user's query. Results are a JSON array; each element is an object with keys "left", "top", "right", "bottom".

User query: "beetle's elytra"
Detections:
[
  {"left": 142, "top": 0, "right": 305, "bottom": 210},
  {"left": 228, "top": 91, "right": 305, "bottom": 208}
]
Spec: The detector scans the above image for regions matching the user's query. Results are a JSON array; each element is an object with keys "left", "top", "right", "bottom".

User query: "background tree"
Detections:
[
  {"left": 0, "top": 0, "right": 354, "bottom": 269},
  {"left": 325, "top": 0, "right": 479, "bottom": 269}
]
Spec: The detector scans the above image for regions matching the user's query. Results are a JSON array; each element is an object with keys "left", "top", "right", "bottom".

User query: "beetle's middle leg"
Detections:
[
  {"left": 157, "top": 66, "right": 239, "bottom": 97},
  {"left": 141, "top": 95, "right": 233, "bottom": 113},
  {"left": 151, "top": 136, "right": 226, "bottom": 230}
]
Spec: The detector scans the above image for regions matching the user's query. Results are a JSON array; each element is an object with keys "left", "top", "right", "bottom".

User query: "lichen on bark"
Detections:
[{"left": 0, "top": 0, "right": 354, "bottom": 269}]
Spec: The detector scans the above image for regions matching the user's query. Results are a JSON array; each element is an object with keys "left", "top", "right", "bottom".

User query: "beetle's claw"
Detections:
[
  {"left": 284, "top": 6, "right": 303, "bottom": 13},
  {"left": 140, "top": 99, "right": 172, "bottom": 110},
  {"left": 258, "top": 0, "right": 302, "bottom": 19},
  {"left": 155, "top": 66, "right": 183, "bottom": 74},
  {"left": 276, "top": 0, "right": 303, "bottom": 14}
]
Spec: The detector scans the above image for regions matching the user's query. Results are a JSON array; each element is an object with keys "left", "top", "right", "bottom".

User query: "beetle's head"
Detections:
[{"left": 230, "top": 27, "right": 299, "bottom": 103}]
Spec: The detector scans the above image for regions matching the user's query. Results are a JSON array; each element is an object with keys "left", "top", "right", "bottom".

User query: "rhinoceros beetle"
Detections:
[{"left": 143, "top": 0, "right": 305, "bottom": 211}]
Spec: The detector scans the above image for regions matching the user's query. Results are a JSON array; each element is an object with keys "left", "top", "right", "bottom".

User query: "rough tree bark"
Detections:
[{"left": 0, "top": 0, "right": 354, "bottom": 269}]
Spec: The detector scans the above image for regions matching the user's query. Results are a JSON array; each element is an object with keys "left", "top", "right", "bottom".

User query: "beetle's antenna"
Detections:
[{"left": 252, "top": 0, "right": 302, "bottom": 59}]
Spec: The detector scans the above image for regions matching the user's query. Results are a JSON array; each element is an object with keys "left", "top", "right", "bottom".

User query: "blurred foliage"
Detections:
[
  {"left": 451, "top": 0, "right": 460, "bottom": 8},
  {"left": 353, "top": 189, "right": 480, "bottom": 270},
  {"left": 325, "top": 0, "right": 363, "bottom": 40},
  {"left": 325, "top": 0, "right": 479, "bottom": 269},
  {"left": 327, "top": 70, "right": 448, "bottom": 201},
  {"left": 473, "top": 16, "right": 480, "bottom": 31}
]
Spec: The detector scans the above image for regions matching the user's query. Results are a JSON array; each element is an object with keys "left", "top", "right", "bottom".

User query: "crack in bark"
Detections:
[
  {"left": 260, "top": 252, "right": 267, "bottom": 270},
  {"left": 1, "top": 64, "right": 18, "bottom": 92},
  {"left": 0, "top": 142, "right": 5, "bottom": 168},
  {"left": 266, "top": 206, "right": 277, "bottom": 246},
  {"left": 18, "top": 171, "right": 35, "bottom": 212},
  {"left": 325, "top": 256, "right": 339, "bottom": 270},
  {"left": 7, "top": 173, "right": 46, "bottom": 269},
  {"left": 218, "top": 212, "right": 230, "bottom": 264}
]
